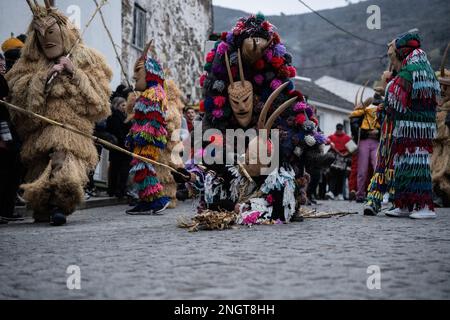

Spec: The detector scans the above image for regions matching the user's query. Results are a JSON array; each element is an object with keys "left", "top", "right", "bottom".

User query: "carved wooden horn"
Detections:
[
  {"left": 360, "top": 80, "right": 370, "bottom": 106},
  {"left": 257, "top": 81, "right": 290, "bottom": 130},
  {"left": 141, "top": 39, "right": 154, "bottom": 60},
  {"left": 44, "top": 0, "right": 51, "bottom": 10},
  {"left": 26, "top": 0, "right": 36, "bottom": 14},
  {"left": 265, "top": 97, "right": 298, "bottom": 130},
  {"left": 237, "top": 48, "right": 245, "bottom": 85},
  {"left": 354, "top": 87, "right": 362, "bottom": 108},
  {"left": 224, "top": 51, "right": 234, "bottom": 86},
  {"left": 441, "top": 43, "right": 450, "bottom": 78}
]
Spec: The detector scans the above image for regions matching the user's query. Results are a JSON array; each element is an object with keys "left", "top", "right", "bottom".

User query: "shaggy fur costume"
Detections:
[
  {"left": 6, "top": 9, "right": 112, "bottom": 219},
  {"left": 156, "top": 79, "right": 184, "bottom": 208},
  {"left": 432, "top": 88, "right": 450, "bottom": 205}
]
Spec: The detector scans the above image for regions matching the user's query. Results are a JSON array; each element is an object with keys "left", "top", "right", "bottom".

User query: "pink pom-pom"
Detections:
[
  {"left": 265, "top": 50, "right": 273, "bottom": 62},
  {"left": 214, "top": 96, "right": 226, "bottom": 108},
  {"left": 212, "top": 109, "right": 224, "bottom": 118},
  {"left": 216, "top": 42, "right": 229, "bottom": 55},
  {"left": 270, "top": 79, "right": 283, "bottom": 90}
]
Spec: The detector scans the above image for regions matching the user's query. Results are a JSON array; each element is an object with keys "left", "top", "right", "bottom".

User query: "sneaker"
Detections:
[
  {"left": 356, "top": 198, "right": 365, "bottom": 203},
  {"left": 325, "top": 191, "right": 335, "bottom": 200},
  {"left": 153, "top": 201, "right": 171, "bottom": 215},
  {"left": 409, "top": 207, "right": 436, "bottom": 219},
  {"left": 349, "top": 190, "right": 356, "bottom": 201},
  {"left": 126, "top": 203, "right": 153, "bottom": 215},
  {"left": 337, "top": 194, "right": 345, "bottom": 201},
  {"left": 50, "top": 209, "right": 67, "bottom": 226},
  {"left": 363, "top": 204, "right": 378, "bottom": 216},
  {"left": 384, "top": 207, "right": 410, "bottom": 218}
]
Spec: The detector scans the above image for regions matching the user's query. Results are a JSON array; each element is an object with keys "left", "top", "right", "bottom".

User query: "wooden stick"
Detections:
[
  {"left": 0, "top": 99, "right": 190, "bottom": 179},
  {"left": 92, "top": 0, "right": 134, "bottom": 90}
]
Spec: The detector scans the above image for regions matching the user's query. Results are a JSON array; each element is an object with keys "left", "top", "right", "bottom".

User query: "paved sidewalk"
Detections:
[{"left": 0, "top": 200, "right": 449, "bottom": 299}]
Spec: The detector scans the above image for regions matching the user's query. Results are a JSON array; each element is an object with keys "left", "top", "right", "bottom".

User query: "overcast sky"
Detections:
[{"left": 212, "top": 0, "right": 366, "bottom": 15}]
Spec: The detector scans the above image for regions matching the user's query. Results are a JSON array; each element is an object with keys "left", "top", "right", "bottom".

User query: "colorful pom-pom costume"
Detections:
[
  {"left": 126, "top": 52, "right": 171, "bottom": 212},
  {"left": 365, "top": 32, "right": 440, "bottom": 213}
]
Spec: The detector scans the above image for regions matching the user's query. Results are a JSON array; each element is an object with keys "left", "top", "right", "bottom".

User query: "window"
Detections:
[{"left": 132, "top": 4, "right": 146, "bottom": 49}]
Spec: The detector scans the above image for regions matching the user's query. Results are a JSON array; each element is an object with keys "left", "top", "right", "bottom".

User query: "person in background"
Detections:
[
  {"left": 184, "top": 106, "right": 196, "bottom": 133},
  {"left": 0, "top": 73, "right": 24, "bottom": 223},
  {"left": 1, "top": 35, "right": 24, "bottom": 73},
  {"left": 106, "top": 97, "right": 131, "bottom": 199},
  {"left": 349, "top": 95, "right": 381, "bottom": 202},
  {"left": 326, "top": 123, "right": 352, "bottom": 200}
]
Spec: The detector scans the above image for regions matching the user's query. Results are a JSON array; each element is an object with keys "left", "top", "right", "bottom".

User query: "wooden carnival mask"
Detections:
[
  {"left": 241, "top": 37, "right": 272, "bottom": 65},
  {"left": 242, "top": 82, "right": 297, "bottom": 176},
  {"left": 133, "top": 40, "right": 154, "bottom": 92},
  {"left": 26, "top": 0, "right": 65, "bottom": 60},
  {"left": 225, "top": 49, "right": 253, "bottom": 128}
]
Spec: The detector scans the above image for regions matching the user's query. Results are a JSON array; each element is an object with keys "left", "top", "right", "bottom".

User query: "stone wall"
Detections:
[{"left": 122, "top": 0, "right": 213, "bottom": 103}]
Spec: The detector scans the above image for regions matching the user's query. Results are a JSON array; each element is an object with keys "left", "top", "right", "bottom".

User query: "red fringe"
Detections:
[
  {"left": 394, "top": 193, "right": 434, "bottom": 211},
  {"left": 392, "top": 140, "right": 433, "bottom": 154}
]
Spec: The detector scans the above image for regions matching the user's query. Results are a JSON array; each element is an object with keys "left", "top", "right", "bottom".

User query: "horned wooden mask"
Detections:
[
  {"left": 225, "top": 49, "right": 253, "bottom": 128},
  {"left": 241, "top": 37, "right": 272, "bottom": 64},
  {"left": 26, "top": 0, "right": 65, "bottom": 60}
]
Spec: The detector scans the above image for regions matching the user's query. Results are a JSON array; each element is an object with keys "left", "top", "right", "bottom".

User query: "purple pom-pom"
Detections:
[
  {"left": 313, "top": 132, "right": 326, "bottom": 145},
  {"left": 270, "top": 79, "right": 283, "bottom": 90},
  {"left": 212, "top": 108, "right": 224, "bottom": 118},
  {"left": 212, "top": 63, "right": 226, "bottom": 75},
  {"left": 293, "top": 101, "right": 308, "bottom": 112},
  {"left": 305, "top": 106, "right": 314, "bottom": 118},
  {"left": 254, "top": 74, "right": 264, "bottom": 85},
  {"left": 273, "top": 44, "right": 287, "bottom": 57},
  {"left": 226, "top": 32, "right": 234, "bottom": 45}
]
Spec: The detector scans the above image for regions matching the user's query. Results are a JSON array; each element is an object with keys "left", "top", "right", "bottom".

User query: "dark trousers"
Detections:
[
  {"left": 108, "top": 155, "right": 131, "bottom": 198},
  {"left": 0, "top": 148, "right": 21, "bottom": 217},
  {"left": 328, "top": 168, "right": 346, "bottom": 196},
  {"left": 307, "top": 169, "right": 321, "bottom": 199}
]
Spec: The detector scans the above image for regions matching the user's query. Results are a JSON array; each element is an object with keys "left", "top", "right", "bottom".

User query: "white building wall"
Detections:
[{"left": 122, "top": 0, "right": 213, "bottom": 104}]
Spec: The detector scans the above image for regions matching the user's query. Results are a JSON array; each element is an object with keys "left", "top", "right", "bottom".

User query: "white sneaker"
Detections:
[
  {"left": 409, "top": 207, "right": 436, "bottom": 219},
  {"left": 337, "top": 194, "right": 344, "bottom": 201},
  {"left": 385, "top": 207, "right": 410, "bottom": 218},
  {"left": 325, "top": 191, "right": 335, "bottom": 200}
]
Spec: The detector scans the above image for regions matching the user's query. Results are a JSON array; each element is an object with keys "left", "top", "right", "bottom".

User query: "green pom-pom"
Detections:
[
  {"left": 204, "top": 62, "right": 212, "bottom": 71},
  {"left": 214, "top": 41, "right": 221, "bottom": 49},
  {"left": 256, "top": 12, "right": 266, "bottom": 21}
]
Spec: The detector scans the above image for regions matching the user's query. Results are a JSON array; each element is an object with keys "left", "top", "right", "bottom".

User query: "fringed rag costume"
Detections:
[
  {"left": 126, "top": 52, "right": 171, "bottom": 210},
  {"left": 6, "top": 4, "right": 112, "bottom": 218},
  {"left": 366, "top": 33, "right": 440, "bottom": 212}
]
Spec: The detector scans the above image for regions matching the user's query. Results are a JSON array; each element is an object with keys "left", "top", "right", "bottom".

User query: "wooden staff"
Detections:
[
  {"left": 92, "top": 0, "right": 135, "bottom": 92},
  {"left": 0, "top": 99, "right": 190, "bottom": 179}
]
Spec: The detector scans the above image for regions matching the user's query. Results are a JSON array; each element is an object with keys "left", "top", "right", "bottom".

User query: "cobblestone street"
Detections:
[{"left": 1, "top": 200, "right": 449, "bottom": 300}]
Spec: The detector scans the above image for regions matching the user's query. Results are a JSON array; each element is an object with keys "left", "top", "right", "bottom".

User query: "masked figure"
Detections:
[
  {"left": 364, "top": 31, "right": 440, "bottom": 218},
  {"left": 432, "top": 44, "right": 450, "bottom": 207},
  {"left": 125, "top": 42, "right": 171, "bottom": 215},
  {"left": 194, "top": 14, "right": 330, "bottom": 224},
  {"left": 6, "top": 1, "right": 112, "bottom": 226}
]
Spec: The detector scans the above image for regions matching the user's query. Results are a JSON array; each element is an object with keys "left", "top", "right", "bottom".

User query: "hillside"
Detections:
[{"left": 213, "top": 0, "right": 450, "bottom": 85}]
